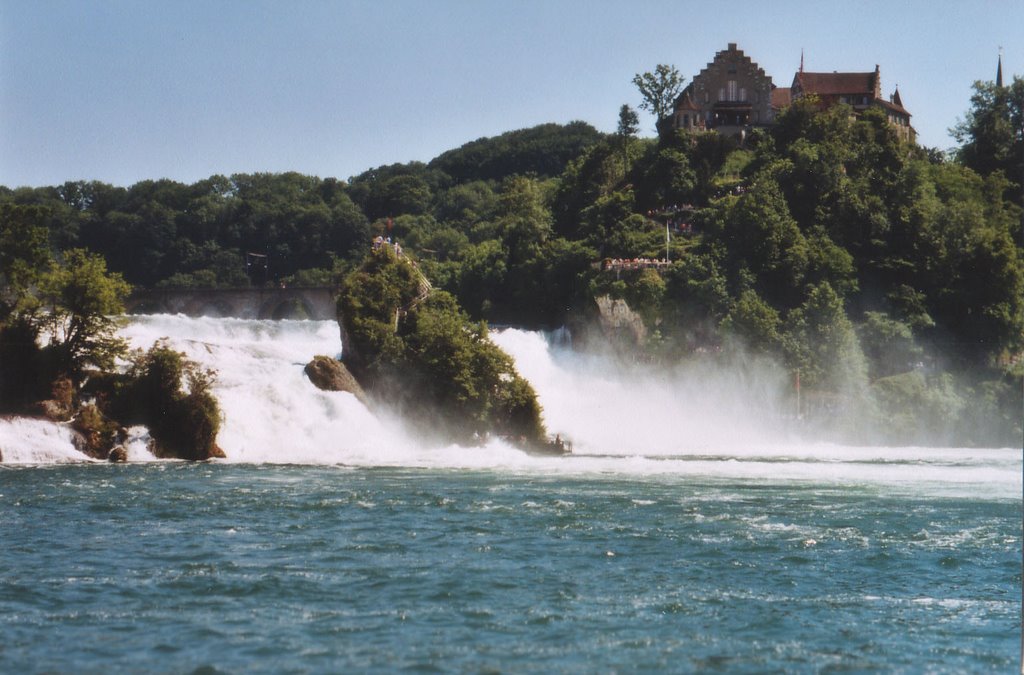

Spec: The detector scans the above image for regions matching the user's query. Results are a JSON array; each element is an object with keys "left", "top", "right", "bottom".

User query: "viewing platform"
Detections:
[
  {"left": 646, "top": 203, "right": 697, "bottom": 234},
  {"left": 601, "top": 258, "right": 672, "bottom": 271}
]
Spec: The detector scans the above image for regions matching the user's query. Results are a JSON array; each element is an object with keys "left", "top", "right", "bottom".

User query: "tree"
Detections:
[
  {"left": 496, "top": 175, "right": 553, "bottom": 267},
  {"left": 928, "top": 198, "right": 1024, "bottom": 364},
  {"left": 36, "top": 248, "right": 131, "bottom": 381},
  {"left": 551, "top": 140, "right": 625, "bottom": 238},
  {"left": 617, "top": 104, "right": 640, "bottom": 170},
  {"left": 617, "top": 104, "right": 640, "bottom": 139},
  {"left": 659, "top": 253, "right": 731, "bottom": 353},
  {"left": 401, "top": 291, "right": 545, "bottom": 443},
  {"left": 111, "top": 341, "right": 223, "bottom": 460},
  {"left": 635, "top": 146, "right": 696, "bottom": 209},
  {"left": 433, "top": 181, "right": 498, "bottom": 230},
  {"left": 783, "top": 282, "right": 867, "bottom": 393},
  {"left": 857, "top": 311, "right": 922, "bottom": 379},
  {"left": 338, "top": 247, "right": 547, "bottom": 446},
  {"left": 0, "top": 204, "right": 52, "bottom": 320},
  {"left": 456, "top": 239, "right": 508, "bottom": 319},
  {"left": 529, "top": 236, "right": 597, "bottom": 326},
  {"left": 578, "top": 188, "right": 631, "bottom": 250},
  {"left": 632, "top": 64, "right": 685, "bottom": 134},
  {"left": 428, "top": 121, "right": 604, "bottom": 183},
  {"left": 337, "top": 245, "right": 421, "bottom": 372},
  {"left": 952, "top": 76, "right": 1024, "bottom": 197},
  {"left": 715, "top": 175, "right": 809, "bottom": 309},
  {"left": 347, "top": 162, "right": 444, "bottom": 222},
  {"left": 721, "top": 289, "right": 782, "bottom": 354}
]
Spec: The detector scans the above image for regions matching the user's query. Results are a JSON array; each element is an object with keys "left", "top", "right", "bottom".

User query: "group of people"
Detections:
[
  {"left": 711, "top": 183, "right": 753, "bottom": 200},
  {"left": 602, "top": 257, "right": 672, "bottom": 271},
  {"left": 645, "top": 204, "right": 696, "bottom": 235},
  {"left": 372, "top": 235, "right": 403, "bottom": 257},
  {"left": 666, "top": 218, "right": 694, "bottom": 234},
  {"left": 645, "top": 203, "right": 693, "bottom": 217}
]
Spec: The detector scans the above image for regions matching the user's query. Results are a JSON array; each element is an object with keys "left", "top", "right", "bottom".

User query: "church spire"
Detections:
[{"left": 996, "top": 47, "right": 1003, "bottom": 87}]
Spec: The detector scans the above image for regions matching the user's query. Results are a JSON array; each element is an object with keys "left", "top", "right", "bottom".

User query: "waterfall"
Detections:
[{"left": 0, "top": 315, "right": 1018, "bottom": 498}]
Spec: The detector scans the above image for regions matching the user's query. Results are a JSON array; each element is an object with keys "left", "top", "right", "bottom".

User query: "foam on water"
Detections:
[
  {"left": 0, "top": 417, "right": 88, "bottom": 464},
  {"left": 1, "top": 315, "right": 1019, "bottom": 498},
  {"left": 491, "top": 328, "right": 792, "bottom": 452},
  {"left": 116, "top": 315, "right": 418, "bottom": 465}
]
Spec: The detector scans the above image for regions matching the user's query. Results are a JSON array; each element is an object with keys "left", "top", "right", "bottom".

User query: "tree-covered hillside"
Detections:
[
  {"left": 0, "top": 122, "right": 604, "bottom": 292},
  {"left": 428, "top": 121, "right": 604, "bottom": 183},
  {"left": 2, "top": 74, "right": 1021, "bottom": 445}
]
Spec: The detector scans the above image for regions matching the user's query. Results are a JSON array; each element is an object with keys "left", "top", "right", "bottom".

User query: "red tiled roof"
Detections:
[
  {"left": 675, "top": 88, "right": 701, "bottom": 111},
  {"left": 771, "top": 87, "right": 792, "bottom": 108},
  {"left": 795, "top": 71, "right": 876, "bottom": 96},
  {"left": 875, "top": 97, "right": 911, "bottom": 117}
]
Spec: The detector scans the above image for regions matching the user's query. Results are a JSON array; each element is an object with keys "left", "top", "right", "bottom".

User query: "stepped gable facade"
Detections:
[
  {"left": 672, "top": 43, "right": 914, "bottom": 143},
  {"left": 672, "top": 43, "right": 777, "bottom": 135}
]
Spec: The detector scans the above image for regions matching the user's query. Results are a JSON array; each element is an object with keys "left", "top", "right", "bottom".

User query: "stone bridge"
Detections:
[{"left": 125, "top": 286, "right": 337, "bottom": 320}]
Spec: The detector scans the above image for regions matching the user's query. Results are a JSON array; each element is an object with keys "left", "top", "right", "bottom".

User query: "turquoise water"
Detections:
[{"left": 1, "top": 463, "right": 1019, "bottom": 673}]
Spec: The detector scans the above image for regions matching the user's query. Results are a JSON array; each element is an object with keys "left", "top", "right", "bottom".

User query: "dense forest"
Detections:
[{"left": 1, "top": 70, "right": 1022, "bottom": 446}]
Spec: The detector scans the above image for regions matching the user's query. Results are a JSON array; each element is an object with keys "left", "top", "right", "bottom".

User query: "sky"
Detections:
[{"left": 1, "top": 0, "right": 1020, "bottom": 188}]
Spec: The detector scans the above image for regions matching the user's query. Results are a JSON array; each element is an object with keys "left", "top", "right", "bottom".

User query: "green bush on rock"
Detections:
[
  {"left": 105, "top": 342, "right": 224, "bottom": 460},
  {"left": 338, "top": 245, "right": 546, "bottom": 447}
]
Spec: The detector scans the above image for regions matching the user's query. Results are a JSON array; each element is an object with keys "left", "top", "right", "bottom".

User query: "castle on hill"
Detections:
[{"left": 672, "top": 43, "right": 914, "bottom": 143}]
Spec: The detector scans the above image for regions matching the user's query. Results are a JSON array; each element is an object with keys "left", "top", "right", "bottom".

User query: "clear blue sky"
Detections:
[{"left": 1, "top": 0, "right": 1019, "bottom": 188}]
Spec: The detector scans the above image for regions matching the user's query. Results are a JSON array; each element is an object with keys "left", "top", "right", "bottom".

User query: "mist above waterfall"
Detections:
[
  {"left": 0, "top": 316, "right": 1017, "bottom": 499},
  {"left": 490, "top": 328, "right": 795, "bottom": 454}
]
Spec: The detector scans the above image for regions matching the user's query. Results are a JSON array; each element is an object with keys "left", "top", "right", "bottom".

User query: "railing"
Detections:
[{"left": 601, "top": 258, "right": 673, "bottom": 272}]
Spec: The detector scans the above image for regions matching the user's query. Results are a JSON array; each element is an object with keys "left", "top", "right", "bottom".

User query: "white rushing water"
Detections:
[{"left": 1, "top": 315, "right": 1019, "bottom": 497}]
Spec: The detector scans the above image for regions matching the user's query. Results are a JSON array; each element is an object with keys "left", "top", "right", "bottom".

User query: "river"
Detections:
[{"left": 0, "top": 315, "right": 1019, "bottom": 672}]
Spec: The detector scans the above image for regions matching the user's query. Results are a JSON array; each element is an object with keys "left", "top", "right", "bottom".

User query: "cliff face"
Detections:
[
  {"left": 337, "top": 316, "right": 359, "bottom": 373},
  {"left": 594, "top": 295, "right": 647, "bottom": 348}
]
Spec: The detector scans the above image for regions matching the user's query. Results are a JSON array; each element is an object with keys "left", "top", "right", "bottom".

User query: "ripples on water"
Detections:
[
  {"left": 1, "top": 464, "right": 1019, "bottom": 672},
  {"left": 1, "top": 317, "right": 1020, "bottom": 670}
]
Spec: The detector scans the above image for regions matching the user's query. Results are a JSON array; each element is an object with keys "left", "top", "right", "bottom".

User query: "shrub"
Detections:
[
  {"left": 71, "top": 403, "right": 119, "bottom": 459},
  {"left": 339, "top": 247, "right": 547, "bottom": 446},
  {"left": 113, "top": 342, "right": 223, "bottom": 460}
]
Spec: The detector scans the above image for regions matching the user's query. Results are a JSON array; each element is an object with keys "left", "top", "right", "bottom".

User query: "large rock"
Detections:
[
  {"left": 594, "top": 295, "right": 648, "bottom": 347},
  {"left": 147, "top": 437, "right": 226, "bottom": 461},
  {"left": 70, "top": 404, "right": 118, "bottom": 459},
  {"left": 34, "top": 399, "right": 73, "bottom": 422},
  {"left": 30, "top": 377, "right": 76, "bottom": 422},
  {"left": 304, "top": 356, "right": 368, "bottom": 404}
]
